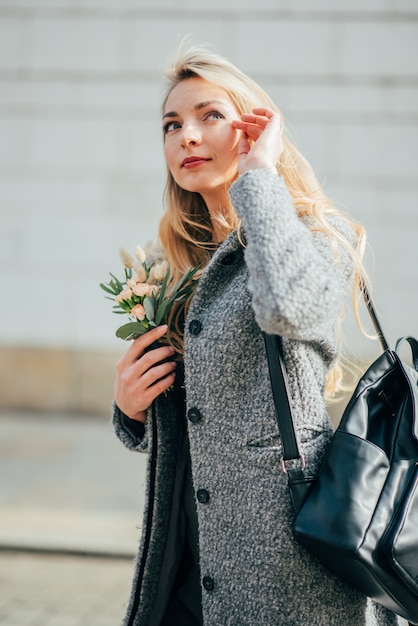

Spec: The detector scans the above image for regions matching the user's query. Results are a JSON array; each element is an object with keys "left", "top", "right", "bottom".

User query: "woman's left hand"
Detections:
[{"left": 231, "top": 108, "right": 283, "bottom": 176}]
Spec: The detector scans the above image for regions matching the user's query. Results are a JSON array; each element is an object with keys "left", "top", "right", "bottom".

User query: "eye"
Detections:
[
  {"left": 205, "top": 110, "right": 225, "bottom": 121},
  {"left": 163, "top": 120, "right": 181, "bottom": 134}
]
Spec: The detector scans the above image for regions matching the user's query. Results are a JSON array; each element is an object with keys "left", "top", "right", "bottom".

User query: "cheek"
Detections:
[
  {"left": 223, "top": 138, "right": 239, "bottom": 169},
  {"left": 164, "top": 143, "right": 183, "bottom": 185},
  {"left": 164, "top": 146, "right": 181, "bottom": 182}
]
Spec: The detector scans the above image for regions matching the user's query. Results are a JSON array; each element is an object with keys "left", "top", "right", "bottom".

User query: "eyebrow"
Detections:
[{"left": 162, "top": 99, "right": 227, "bottom": 119}]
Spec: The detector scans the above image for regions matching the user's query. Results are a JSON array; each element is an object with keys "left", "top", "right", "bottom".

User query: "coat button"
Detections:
[
  {"left": 202, "top": 575, "right": 215, "bottom": 592},
  {"left": 187, "top": 407, "right": 202, "bottom": 424},
  {"left": 196, "top": 489, "right": 210, "bottom": 504},
  {"left": 189, "top": 319, "right": 202, "bottom": 335}
]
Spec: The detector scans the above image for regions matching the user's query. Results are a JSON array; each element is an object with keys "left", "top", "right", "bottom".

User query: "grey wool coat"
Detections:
[{"left": 113, "top": 170, "right": 401, "bottom": 626}]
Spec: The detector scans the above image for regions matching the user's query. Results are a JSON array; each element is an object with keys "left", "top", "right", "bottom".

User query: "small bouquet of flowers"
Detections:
[{"left": 100, "top": 242, "right": 199, "bottom": 341}]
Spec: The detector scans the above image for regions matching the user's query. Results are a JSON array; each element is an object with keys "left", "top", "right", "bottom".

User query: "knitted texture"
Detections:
[{"left": 113, "top": 170, "right": 400, "bottom": 626}]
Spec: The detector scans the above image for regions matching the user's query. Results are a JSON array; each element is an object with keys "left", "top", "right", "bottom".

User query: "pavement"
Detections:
[
  {"left": 0, "top": 409, "right": 147, "bottom": 625},
  {"left": 0, "top": 550, "right": 135, "bottom": 625}
]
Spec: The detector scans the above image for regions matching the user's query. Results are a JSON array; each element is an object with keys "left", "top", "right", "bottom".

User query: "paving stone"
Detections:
[{"left": 0, "top": 551, "right": 134, "bottom": 626}]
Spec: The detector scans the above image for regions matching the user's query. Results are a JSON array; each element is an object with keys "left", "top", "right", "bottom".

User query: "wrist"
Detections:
[{"left": 128, "top": 409, "right": 147, "bottom": 423}]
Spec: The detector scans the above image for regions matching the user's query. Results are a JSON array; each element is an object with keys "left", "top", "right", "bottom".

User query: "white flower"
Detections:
[
  {"left": 135, "top": 264, "right": 147, "bottom": 282},
  {"left": 130, "top": 303, "right": 146, "bottom": 321},
  {"left": 119, "top": 248, "right": 135, "bottom": 269},
  {"left": 153, "top": 260, "right": 169, "bottom": 282},
  {"left": 135, "top": 245, "right": 146, "bottom": 264},
  {"left": 115, "top": 287, "right": 133, "bottom": 303},
  {"left": 132, "top": 282, "right": 149, "bottom": 297}
]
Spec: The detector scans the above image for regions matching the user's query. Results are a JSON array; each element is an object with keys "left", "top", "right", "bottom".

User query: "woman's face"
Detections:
[{"left": 163, "top": 76, "right": 241, "bottom": 210}]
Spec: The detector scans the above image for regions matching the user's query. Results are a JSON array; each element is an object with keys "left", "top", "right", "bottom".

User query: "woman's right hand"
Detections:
[
  {"left": 232, "top": 108, "right": 283, "bottom": 175},
  {"left": 114, "top": 324, "right": 177, "bottom": 423}
]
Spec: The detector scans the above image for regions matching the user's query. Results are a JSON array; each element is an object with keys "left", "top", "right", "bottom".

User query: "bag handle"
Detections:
[
  {"left": 263, "top": 286, "right": 390, "bottom": 511},
  {"left": 395, "top": 336, "right": 418, "bottom": 370}
]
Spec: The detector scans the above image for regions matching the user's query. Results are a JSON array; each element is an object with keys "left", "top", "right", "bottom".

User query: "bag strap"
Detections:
[
  {"left": 263, "top": 286, "right": 390, "bottom": 510},
  {"left": 263, "top": 332, "right": 309, "bottom": 512},
  {"left": 361, "top": 282, "right": 390, "bottom": 352},
  {"left": 263, "top": 333, "right": 300, "bottom": 464}
]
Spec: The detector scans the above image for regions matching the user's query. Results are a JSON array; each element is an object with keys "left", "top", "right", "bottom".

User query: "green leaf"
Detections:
[
  {"left": 143, "top": 296, "right": 155, "bottom": 322},
  {"left": 154, "top": 270, "right": 169, "bottom": 305},
  {"left": 119, "top": 302, "right": 132, "bottom": 314},
  {"left": 100, "top": 283, "right": 118, "bottom": 295},
  {"left": 155, "top": 300, "right": 169, "bottom": 325},
  {"left": 109, "top": 272, "right": 125, "bottom": 291},
  {"left": 115, "top": 322, "right": 147, "bottom": 341},
  {"left": 166, "top": 266, "right": 200, "bottom": 307}
]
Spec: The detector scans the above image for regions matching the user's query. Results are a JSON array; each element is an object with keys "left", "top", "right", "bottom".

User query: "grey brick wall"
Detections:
[{"left": 1, "top": 1, "right": 417, "bottom": 361}]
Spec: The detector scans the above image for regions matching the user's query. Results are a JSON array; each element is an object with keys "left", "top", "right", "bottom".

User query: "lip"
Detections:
[{"left": 181, "top": 156, "right": 211, "bottom": 169}]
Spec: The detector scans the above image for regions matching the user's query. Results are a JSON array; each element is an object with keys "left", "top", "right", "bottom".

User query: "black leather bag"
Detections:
[{"left": 264, "top": 292, "right": 418, "bottom": 625}]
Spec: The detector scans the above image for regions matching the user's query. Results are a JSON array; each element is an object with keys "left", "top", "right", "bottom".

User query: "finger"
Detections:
[
  {"left": 237, "top": 133, "right": 251, "bottom": 157},
  {"left": 114, "top": 353, "right": 176, "bottom": 415},
  {"left": 233, "top": 112, "right": 279, "bottom": 144},
  {"left": 232, "top": 119, "right": 262, "bottom": 135},
  {"left": 245, "top": 109, "right": 281, "bottom": 134},
  {"left": 251, "top": 107, "right": 277, "bottom": 119},
  {"left": 233, "top": 122, "right": 264, "bottom": 144},
  {"left": 243, "top": 125, "right": 263, "bottom": 142},
  {"left": 144, "top": 370, "right": 177, "bottom": 403},
  {"left": 233, "top": 115, "right": 267, "bottom": 131},
  {"left": 136, "top": 344, "right": 176, "bottom": 377},
  {"left": 141, "top": 360, "right": 177, "bottom": 390},
  {"left": 239, "top": 113, "right": 270, "bottom": 126},
  {"left": 231, "top": 119, "right": 246, "bottom": 131},
  {"left": 137, "top": 324, "right": 169, "bottom": 350},
  {"left": 123, "top": 324, "right": 169, "bottom": 364},
  {"left": 253, "top": 109, "right": 282, "bottom": 133}
]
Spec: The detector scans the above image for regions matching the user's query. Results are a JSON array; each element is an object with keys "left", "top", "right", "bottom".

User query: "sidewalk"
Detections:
[
  {"left": 0, "top": 409, "right": 149, "bottom": 624},
  {"left": 0, "top": 550, "right": 135, "bottom": 626},
  {"left": 0, "top": 409, "right": 146, "bottom": 557}
]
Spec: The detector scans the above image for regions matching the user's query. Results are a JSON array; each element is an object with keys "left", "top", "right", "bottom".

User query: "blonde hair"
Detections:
[{"left": 159, "top": 43, "right": 368, "bottom": 400}]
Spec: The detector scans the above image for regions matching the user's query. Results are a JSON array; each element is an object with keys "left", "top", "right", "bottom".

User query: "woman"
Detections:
[{"left": 113, "top": 45, "right": 400, "bottom": 626}]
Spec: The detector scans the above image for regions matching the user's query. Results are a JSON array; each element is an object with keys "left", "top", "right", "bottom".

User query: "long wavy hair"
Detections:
[{"left": 158, "top": 43, "right": 368, "bottom": 400}]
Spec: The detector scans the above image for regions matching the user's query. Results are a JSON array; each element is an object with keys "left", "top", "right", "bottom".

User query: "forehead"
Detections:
[{"left": 163, "top": 76, "right": 235, "bottom": 113}]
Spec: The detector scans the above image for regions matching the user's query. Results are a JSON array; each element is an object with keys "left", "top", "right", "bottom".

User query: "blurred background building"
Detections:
[{"left": 1, "top": 0, "right": 417, "bottom": 416}]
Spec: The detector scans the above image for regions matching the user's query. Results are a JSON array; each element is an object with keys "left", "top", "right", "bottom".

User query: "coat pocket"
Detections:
[{"left": 246, "top": 431, "right": 284, "bottom": 474}]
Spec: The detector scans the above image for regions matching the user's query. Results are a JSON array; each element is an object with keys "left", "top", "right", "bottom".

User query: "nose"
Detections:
[{"left": 180, "top": 122, "right": 202, "bottom": 147}]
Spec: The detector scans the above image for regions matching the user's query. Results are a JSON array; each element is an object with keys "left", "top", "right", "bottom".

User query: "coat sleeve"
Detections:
[
  {"left": 112, "top": 401, "right": 149, "bottom": 452},
  {"left": 229, "top": 169, "right": 356, "bottom": 341}
]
